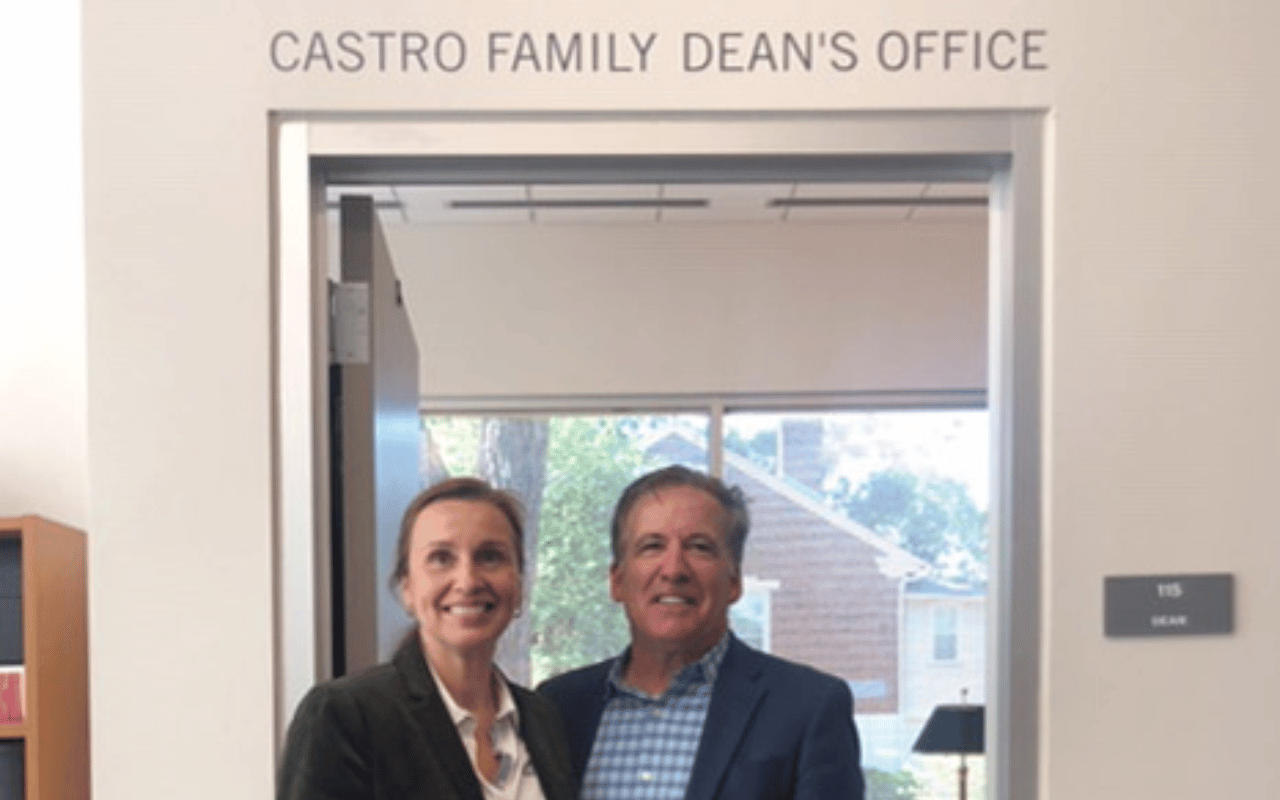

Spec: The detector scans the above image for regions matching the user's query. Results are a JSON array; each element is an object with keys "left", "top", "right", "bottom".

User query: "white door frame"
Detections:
[{"left": 271, "top": 110, "right": 1045, "bottom": 800}]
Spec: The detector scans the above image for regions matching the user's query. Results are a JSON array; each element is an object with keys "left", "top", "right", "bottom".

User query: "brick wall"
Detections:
[{"left": 731, "top": 463, "right": 901, "bottom": 714}]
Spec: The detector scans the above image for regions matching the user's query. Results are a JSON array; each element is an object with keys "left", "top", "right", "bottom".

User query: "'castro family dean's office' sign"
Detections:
[{"left": 268, "top": 28, "right": 1048, "bottom": 77}]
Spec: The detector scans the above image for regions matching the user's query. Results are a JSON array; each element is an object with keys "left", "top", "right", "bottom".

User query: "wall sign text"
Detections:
[
  {"left": 1104, "top": 573, "right": 1234, "bottom": 638},
  {"left": 268, "top": 28, "right": 1049, "bottom": 76}
]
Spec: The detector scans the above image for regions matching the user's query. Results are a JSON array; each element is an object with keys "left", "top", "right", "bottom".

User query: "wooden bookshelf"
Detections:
[{"left": 0, "top": 516, "right": 88, "bottom": 800}]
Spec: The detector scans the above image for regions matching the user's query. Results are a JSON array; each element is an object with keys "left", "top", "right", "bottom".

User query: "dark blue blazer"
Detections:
[{"left": 538, "top": 634, "right": 865, "bottom": 800}]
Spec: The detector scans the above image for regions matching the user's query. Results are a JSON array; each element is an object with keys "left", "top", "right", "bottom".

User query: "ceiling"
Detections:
[{"left": 326, "top": 181, "right": 988, "bottom": 225}]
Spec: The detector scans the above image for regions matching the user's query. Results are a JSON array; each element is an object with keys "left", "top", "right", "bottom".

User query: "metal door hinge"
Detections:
[{"left": 330, "top": 281, "right": 370, "bottom": 364}]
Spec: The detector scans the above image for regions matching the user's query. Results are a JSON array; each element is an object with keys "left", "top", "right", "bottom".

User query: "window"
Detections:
[
  {"left": 933, "top": 607, "right": 958, "bottom": 661},
  {"left": 421, "top": 405, "right": 988, "bottom": 785},
  {"left": 730, "top": 576, "right": 778, "bottom": 652}
]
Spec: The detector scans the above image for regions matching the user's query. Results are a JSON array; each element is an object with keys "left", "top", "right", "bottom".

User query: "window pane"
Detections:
[
  {"left": 729, "top": 577, "right": 776, "bottom": 651},
  {"left": 933, "top": 607, "right": 958, "bottom": 661},
  {"left": 723, "top": 409, "right": 988, "bottom": 788}
]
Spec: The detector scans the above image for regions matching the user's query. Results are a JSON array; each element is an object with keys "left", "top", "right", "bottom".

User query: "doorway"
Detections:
[{"left": 272, "top": 110, "right": 1043, "bottom": 800}]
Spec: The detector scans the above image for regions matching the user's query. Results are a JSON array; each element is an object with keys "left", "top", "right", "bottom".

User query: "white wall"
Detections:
[
  {"left": 1047, "top": 7, "right": 1280, "bottom": 796},
  {"left": 387, "top": 220, "right": 986, "bottom": 397},
  {"left": 0, "top": 0, "right": 87, "bottom": 527},
  {"left": 77, "top": 2, "right": 1280, "bottom": 800}
]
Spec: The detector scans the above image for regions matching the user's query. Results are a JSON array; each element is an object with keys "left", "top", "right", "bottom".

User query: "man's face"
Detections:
[{"left": 610, "top": 484, "right": 742, "bottom": 656}]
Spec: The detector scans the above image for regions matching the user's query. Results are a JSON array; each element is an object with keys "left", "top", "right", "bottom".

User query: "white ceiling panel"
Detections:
[
  {"left": 529, "top": 184, "right": 659, "bottom": 223},
  {"left": 533, "top": 205, "right": 660, "bottom": 223},
  {"left": 398, "top": 185, "right": 530, "bottom": 224},
  {"left": 787, "top": 205, "right": 912, "bottom": 222},
  {"left": 661, "top": 182, "right": 788, "bottom": 223}
]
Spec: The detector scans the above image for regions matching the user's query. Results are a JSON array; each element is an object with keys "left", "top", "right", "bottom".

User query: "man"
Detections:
[{"left": 538, "top": 465, "right": 865, "bottom": 800}]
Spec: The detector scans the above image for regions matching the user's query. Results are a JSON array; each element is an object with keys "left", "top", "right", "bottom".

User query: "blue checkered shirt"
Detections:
[{"left": 580, "top": 633, "right": 731, "bottom": 800}]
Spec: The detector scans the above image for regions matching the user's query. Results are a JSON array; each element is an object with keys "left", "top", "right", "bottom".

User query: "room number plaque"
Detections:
[{"left": 1103, "top": 573, "right": 1234, "bottom": 637}]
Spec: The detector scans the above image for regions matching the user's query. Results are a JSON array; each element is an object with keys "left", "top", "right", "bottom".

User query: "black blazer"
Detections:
[{"left": 278, "top": 635, "right": 577, "bottom": 800}]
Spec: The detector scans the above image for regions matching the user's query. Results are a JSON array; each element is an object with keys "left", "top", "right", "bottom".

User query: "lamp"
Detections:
[{"left": 912, "top": 691, "right": 985, "bottom": 800}]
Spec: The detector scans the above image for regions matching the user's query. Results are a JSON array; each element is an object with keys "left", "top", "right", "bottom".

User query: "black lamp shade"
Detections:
[{"left": 912, "top": 704, "right": 985, "bottom": 755}]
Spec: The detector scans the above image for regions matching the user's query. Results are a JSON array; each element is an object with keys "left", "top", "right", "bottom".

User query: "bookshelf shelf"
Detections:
[
  {"left": 0, "top": 516, "right": 88, "bottom": 800},
  {"left": 0, "top": 723, "right": 29, "bottom": 740}
]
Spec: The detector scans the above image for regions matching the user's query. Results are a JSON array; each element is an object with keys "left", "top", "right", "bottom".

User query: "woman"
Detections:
[{"left": 278, "top": 477, "right": 577, "bottom": 800}]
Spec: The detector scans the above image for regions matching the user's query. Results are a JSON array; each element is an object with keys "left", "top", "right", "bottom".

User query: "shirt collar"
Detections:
[
  {"left": 428, "top": 658, "right": 519, "bottom": 731},
  {"left": 606, "top": 629, "right": 732, "bottom": 699}
]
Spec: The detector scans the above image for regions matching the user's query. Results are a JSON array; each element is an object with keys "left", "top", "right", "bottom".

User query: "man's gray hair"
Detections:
[{"left": 609, "top": 465, "right": 750, "bottom": 575}]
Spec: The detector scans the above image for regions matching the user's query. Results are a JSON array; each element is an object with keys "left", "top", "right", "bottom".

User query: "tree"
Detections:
[
  {"left": 830, "top": 468, "right": 986, "bottom": 580},
  {"left": 478, "top": 418, "right": 549, "bottom": 683},
  {"left": 864, "top": 767, "right": 924, "bottom": 800},
  {"left": 529, "top": 417, "right": 653, "bottom": 682},
  {"left": 421, "top": 415, "right": 550, "bottom": 683}
]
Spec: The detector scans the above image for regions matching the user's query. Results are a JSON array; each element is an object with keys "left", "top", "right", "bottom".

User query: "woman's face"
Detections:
[{"left": 399, "top": 498, "right": 522, "bottom": 662}]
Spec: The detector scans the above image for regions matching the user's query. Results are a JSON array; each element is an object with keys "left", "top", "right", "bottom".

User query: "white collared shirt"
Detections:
[{"left": 429, "top": 662, "right": 547, "bottom": 800}]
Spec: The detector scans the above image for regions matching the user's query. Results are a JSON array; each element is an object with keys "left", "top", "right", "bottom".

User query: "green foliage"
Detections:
[
  {"left": 864, "top": 767, "right": 924, "bottom": 800},
  {"left": 831, "top": 468, "right": 987, "bottom": 579},
  {"left": 529, "top": 417, "right": 652, "bottom": 682}
]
